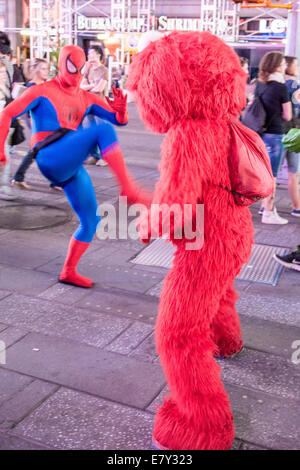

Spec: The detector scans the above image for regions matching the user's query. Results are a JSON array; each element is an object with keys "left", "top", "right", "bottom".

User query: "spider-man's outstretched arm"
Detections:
[
  {"left": 84, "top": 87, "right": 152, "bottom": 207},
  {"left": 85, "top": 86, "right": 128, "bottom": 126},
  {"left": 0, "top": 86, "right": 41, "bottom": 165}
]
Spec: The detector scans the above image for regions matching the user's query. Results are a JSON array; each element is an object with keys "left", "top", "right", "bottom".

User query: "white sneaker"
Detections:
[
  {"left": 261, "top": 208, "right": 288, "bottom": 225},
  {"left": 96, "top": 159, "right": 108, "bottom": 167}
]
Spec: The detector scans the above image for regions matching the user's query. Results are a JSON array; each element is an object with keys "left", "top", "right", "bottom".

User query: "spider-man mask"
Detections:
[{"left": 57, "top": 45, "right": 86, "bottom": 90}]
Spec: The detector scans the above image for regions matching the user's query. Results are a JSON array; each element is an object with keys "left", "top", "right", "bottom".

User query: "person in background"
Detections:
[
  {"left": 81, "top": 45, "right": 108, "bottom": 166},
  {"left": 81, "top": 45, "right": 108, "bottom": 98},
  {"left": 11, "top": 59, "right": 50, "bottom": 190},
  {"left": 240, "top": 57, "right": 249, "bottom": 75},
  {"left": 284, "top": 56, "right": 300, "bottom": 217},
  {"left": 0, "top": 61, "right": 15, "bottom": 200},
  {"left": 10, "top": 51, "right": 26, "bottom": 84},
  {"left": 256, "top": 51, "right": 292, "bottom": 224},
  {"left": 274, "top": 245, "right": 300, "bottom": 271},
  {"left": 0, "top": 31, "right": 13, "bottom": 89},
  {"left": 112, "top": 64, "right": 124, "bottom": 89}
]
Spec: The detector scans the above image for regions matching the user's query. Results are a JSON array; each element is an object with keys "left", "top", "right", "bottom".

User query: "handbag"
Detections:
[
  {"left": 282, "top": 128, "right": 300, "bottom": 153},
  {"left": 241, "top": 84, "right": 276, "bottom": 136},
  {"left": 10, "top": 119, "right": 25, "bottom": 146},
  {"left": 221, "top": 116, "right": 274, "bottom": 207}
]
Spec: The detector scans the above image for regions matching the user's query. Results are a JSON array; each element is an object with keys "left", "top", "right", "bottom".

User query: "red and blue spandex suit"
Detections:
[{"left": 0, "top": 45, "right": 146, "bottom": 288}]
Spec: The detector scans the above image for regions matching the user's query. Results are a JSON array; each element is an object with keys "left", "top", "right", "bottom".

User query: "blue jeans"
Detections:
[
  {"left": 262, "top": 133, "right": 284, "bottom": 177},
  {"left": 285, "top": 150, "right": 300, "bottom": 174},
  {"left": 14, "top": 150, "right": 34, "bottom": 182}
]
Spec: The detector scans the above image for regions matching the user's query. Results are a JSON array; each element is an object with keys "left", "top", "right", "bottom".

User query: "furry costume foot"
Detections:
[
  {"left": 153, "top": 396, "right": 234, "bottom": 450},
  {"left": 215, "top": 344, "right": 244, "bottom": 359}
]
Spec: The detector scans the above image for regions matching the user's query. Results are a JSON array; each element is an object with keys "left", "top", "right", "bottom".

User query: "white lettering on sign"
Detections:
[
  {"left": 78, "top": 15, "right": 204, "bottom": 32},
  {"left": 259, "top": 19, "right": 287, "bottom": 34}
]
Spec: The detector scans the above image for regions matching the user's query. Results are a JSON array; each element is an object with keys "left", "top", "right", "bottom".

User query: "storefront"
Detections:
[{"left": 77, "top": 13, "right": 288, "bottom": 79}]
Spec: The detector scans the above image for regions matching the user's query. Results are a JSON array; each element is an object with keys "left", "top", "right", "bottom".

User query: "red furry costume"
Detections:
[{"left": 126, "top": 31, "right": 254, "bottom": 450}]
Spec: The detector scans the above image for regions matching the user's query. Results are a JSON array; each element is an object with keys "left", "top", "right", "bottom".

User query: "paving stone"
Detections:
[
  {"left": 36, "top": 244, "right": 120, "bottom": 275},
  {"left": 0, "top": 323, "right": 7, "bottom": 333},
  {"left": 0, "top": 226, "right": 78, "bottom": 255},
  {"left": 0, "top": 242, "right": 60, "bottom": 270},
  {"left": 79, "top": 265, "right": 163, "bottom": 294},
  {"left": 254, "top": 223, "right": 300, "bottom": 249},
  {"left": 106, "top": 322, "right": 153, "bottom": 355},
  {"left": 0, "top": 380, "right": 58, "bottom": 430},
  {"left": 0, "top": 369, "right": 33, "bottom": 407},
  {"left": 147, "top": 383, "right": 300, "bottom": 450},
  {"left": 147, "top": 385, "right": 168, "bottom": 414},
  {"left": 240, "top": 442, "right": 268, "bottom": 450},
  {"left": 230, "top": 439, "right": 243, "bottom": 450},
  {"left": 0, "top": 265, "right": 56, "bottom": 296},
  {"left": 0, "top": 294, "right": 131, "bottom": 348},
  {"left": 227, "top": 384, "right": 300, "bottom": 450},
  {"left": 13, "top": 387, "right": 154, "bottom": 450},
  {"left": 77, "top": 289, "right": 158, "bottom": 324},
  {"left": 237, "top": 292, "right": 300, "bottom": 327},
  {"left": 218, "top": 349, "right": 300, "bottom": 401},
  {"left": 0, "top": 431, "right": 51, "bottom": 450},
  {"left": 240, "top": 314, "right": 300, "bottom": 359},
  {"left": 129, "top": 332, "right": 158, "bottom": 363},
  {"left": 36, "top": 245, "right": 154, "bottom": 286},
  {"left": 0, "top": 294, "right": 49, "bottom": 326},
  {"left": 0, "top": 290, "right": 11, "bottom": 301},
  {"left": 38, "top": 283, "right": 91, "bottom": 306},
  {"left": 0, "top": 326, "right": 28, "bottom": 349},
  {"left": 3, "top": 332, "right": 165, "bottom": 409}
]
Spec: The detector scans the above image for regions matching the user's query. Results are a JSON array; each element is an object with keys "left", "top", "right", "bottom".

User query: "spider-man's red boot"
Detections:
[
  {"left": 59, "top": 237, "right": 93, "bottom": 288},
  {"left": 103, "top": 146, "right": 152, "bottom": 207}
]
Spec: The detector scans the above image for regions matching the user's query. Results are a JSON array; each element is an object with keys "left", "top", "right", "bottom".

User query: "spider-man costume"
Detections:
[{"left": 0, "top": 45, "right": 148, "bottom": 288}]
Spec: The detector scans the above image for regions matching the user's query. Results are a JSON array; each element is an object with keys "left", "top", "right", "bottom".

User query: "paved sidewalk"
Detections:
[{"left": 0, "top": 104, "right": 299, "bottom": 450}]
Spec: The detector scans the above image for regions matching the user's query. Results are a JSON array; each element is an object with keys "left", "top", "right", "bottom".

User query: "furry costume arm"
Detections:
[{"left": 139, "top": 119, "right": 209, "bottom": 243}]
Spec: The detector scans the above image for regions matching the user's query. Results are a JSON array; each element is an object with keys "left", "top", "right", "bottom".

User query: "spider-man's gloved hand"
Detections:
[{"left": 106, "top": 87, "right": 128, "bottom": 124}]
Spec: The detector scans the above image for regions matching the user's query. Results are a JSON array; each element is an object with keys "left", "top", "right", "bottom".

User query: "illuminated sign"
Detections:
[
  {"left": 78, "top": 15, "right": 202, "bottom": 32},
  {"left": 259, "top": 19, "right": 287, "bottom": 34},
  {"left": 77, "top": 16, "right": 287, "bottom": 35}
]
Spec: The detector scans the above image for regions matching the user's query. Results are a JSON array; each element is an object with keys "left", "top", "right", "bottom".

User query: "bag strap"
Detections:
[
  {"left": 31, "top": 128, "right": 71, "bottom": 159},
  {"left": 6, "top": 69, "right": 13, "bottom": 93}
]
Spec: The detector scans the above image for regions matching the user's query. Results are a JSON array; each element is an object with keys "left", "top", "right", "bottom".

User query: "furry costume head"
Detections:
[{"left": 126, "top": 31, "right": 247, "bottom": 133}]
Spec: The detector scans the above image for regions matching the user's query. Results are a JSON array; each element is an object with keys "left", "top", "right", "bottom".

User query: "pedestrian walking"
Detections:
[
  {"left": 0, "top": 60, "right": 15, "bottom": 200},
  {"left": 81, "top": 45, "right": 108, "bottom": 166},
  {"left": 12, "top": 59, "right": 50, "bottom": 190},
  {"left": 274, "top": 245, "right": 300, "bottom": 271},
  {"left": 256, "top": 52, "right": 292, "bottom": 224},
  {"left": 284, "top": 56, "right": 300, "bottom": 217}
]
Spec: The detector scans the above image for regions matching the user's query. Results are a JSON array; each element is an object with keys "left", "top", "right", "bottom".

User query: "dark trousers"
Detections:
[{"left": 14, "top": 151, "right": 34, "bottom": 182}]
